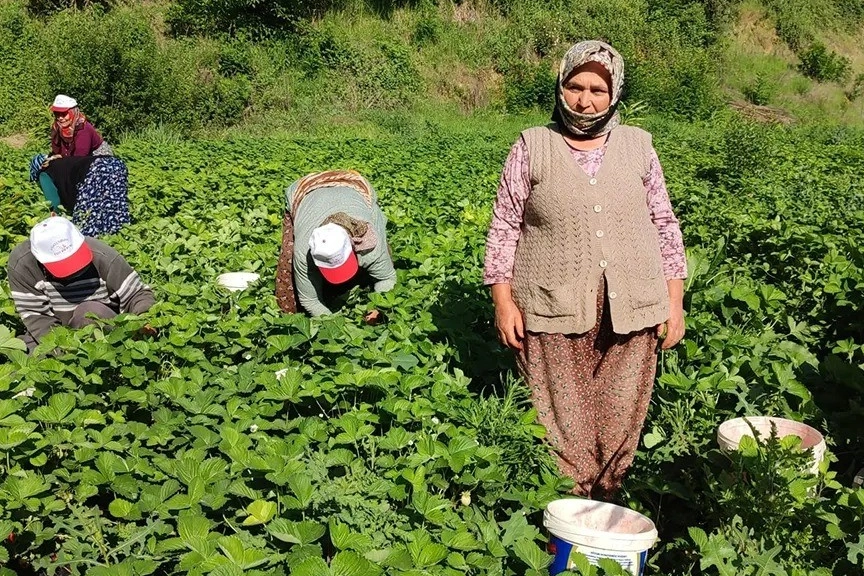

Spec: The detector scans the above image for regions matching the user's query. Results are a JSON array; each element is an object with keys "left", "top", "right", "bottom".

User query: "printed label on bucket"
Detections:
[{"left": 549, "top": 535, "right": 648, "bottom": 576}]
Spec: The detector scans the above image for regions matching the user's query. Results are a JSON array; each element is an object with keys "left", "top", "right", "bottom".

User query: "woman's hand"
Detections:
[
  {"left": 364, "top": 310, "right": 383, "bottom": 325},
  {"left": 41, "top": 155, "right": 61, "bottom": 168},
  {"left": 657, "top": 279, "right": 685, "bottom": 350},
  {"left": 491, "top": 284, "right": 524, "bottom": 350},
  {"left": 657, "top": 304, "right": 684, "bottom": 349}
]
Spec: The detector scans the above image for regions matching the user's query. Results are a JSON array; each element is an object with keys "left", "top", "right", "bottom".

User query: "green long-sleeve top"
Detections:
[{"left": 286, "top": 181, "right": 397, "bottom": 317}]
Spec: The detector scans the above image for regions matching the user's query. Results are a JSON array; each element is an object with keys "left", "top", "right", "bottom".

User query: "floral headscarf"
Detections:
[{"left": 553, "top": 40, "right": 625, "bottom": 138}]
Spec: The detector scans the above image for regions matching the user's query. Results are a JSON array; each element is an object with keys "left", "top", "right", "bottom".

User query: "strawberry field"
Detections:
[{"left": 0, "top": 117, "right": 864, "bottom": 575}]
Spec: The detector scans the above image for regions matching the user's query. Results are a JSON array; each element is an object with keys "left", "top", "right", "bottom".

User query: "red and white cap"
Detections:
[
  {"left": 50, "top": 94, "right": 78, "bottom": 112},
  {"left": 309, "top": 223, "right": 358, "bottom": 285},
  {"left": 30, "top": 217, "right": 93, "bottom": 278}
]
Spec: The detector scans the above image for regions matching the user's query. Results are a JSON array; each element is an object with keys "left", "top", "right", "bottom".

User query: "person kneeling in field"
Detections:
[
  {"left": 275, "top": 170, "right": 396, "bottom": 320},
  {"left": 7, "top": 217, "right": 155, "bottom": 353}
]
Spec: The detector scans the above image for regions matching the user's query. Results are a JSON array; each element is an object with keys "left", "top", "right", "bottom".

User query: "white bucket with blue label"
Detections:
[{"left": 544, "top": 499, "right": 658, "bottom": 576}]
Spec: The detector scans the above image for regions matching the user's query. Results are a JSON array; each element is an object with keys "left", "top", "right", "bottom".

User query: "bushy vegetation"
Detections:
[
  {"left": 2, "top": 0, "right": 862, "bottom": 137},
  {"left": 0, "top": 0, "right": 769, "bottom": 138}
]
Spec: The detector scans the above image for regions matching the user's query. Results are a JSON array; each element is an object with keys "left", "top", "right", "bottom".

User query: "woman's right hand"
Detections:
[{"left": 493, "top": 296, "right": 525, "bottom": 350}]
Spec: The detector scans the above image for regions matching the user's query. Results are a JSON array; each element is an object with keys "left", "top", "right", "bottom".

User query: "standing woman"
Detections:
[{"left": 483, "top": 40, "right": 687, "bottom": 500}]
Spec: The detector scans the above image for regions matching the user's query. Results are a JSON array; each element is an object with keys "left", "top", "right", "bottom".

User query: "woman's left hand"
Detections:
[{"left": 657, "top": 303, "right": 685, "bottom": 349}]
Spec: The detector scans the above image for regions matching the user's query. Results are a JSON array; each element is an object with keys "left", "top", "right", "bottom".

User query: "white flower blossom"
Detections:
[
  {"left": 274, "top": 368, "right": 289, "bottom": 380},
  {"left": 431, "top": 417, "right": 440, "bottom": 425},
  {"left": 250, "top": 424, "right": 259, "bottom": 433}
]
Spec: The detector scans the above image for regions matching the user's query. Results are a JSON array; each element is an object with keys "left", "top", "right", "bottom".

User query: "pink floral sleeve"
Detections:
[
  {"left": 482, "top": 137, "right": 687, "bottom": 284},
  {"left": 644, "top": 151, "right": 687, "bottom": 279},
  {"left": 483, "top": 138, "right": 531, "bottom": 285}
]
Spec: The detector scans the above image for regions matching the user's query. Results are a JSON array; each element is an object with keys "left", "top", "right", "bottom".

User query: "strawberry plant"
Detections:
[{"left": 0, "top": 115, "right": 863, "bottom": 575}]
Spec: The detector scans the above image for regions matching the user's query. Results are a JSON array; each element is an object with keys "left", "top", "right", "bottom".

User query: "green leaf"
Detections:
[
  {"left": 267, "top": 519, "right": 325, "bottom": 545},
  {"left": 745, "top": 545, "right": 785, "bottom": 576},
  {"left": 643, "top": 428, "right": 665, "bottom": 448},
  {"left": 1, "top": 473, "right": 48, "bottom": 503},
  {"left": 29, "top": 392, "right": 76, "bottom": 424},
  {"left": 217, "top": 535, "right": 268, "bottom": 569},
  {"left": 512, "top": 538, "right": 551, "bottom": 571},
  {"left": 177, "top": 511, "right": 211, "bottom": 543},
  {"left": 291, "top": 556, "right": 330, "bottom": 576},
  {"left": 285, "top": 473, "right": 314, "bottom": 509},
  {"left": 332, "top": 551, "right": 382, "bottom": 576},
  {"left": 0, "top": 326, "right": 26, "bottom": 354},
  {"left": 568, "top": 552, "right": 596, "bottom": 575},
  {"left": 407, "top": 531, "right": 448, "bottom": 569},
  {"left": 441, "top": 528, "right": 482, "bottom": 551},
  {"left": 446, "top": 436, "right": 478, "bottom": 472},
  {"left": 108, "top": 498, "right": 135, "bottom": 519},
  {"left": 848, "top": 534, "right": 864, "bottom": 566},
  {"left": 0, "top": 424, "right": 38, "bottom": 450},
  {"left": 241, "top": 499, "right": 276, "bottom": 526},
  {"left": 329, "top": 519, "right": 373, "bottom": 552}
]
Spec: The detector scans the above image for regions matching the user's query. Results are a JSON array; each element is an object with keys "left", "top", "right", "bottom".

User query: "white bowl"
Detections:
[
  {"left": 717, "top": 416, "right": 826, "bottom": 475},
  {"left": 217, "top": 272, "right": 261, "bottom": 292}
]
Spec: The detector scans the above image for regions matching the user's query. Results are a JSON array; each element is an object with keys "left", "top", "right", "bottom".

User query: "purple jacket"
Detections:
[{"left": 51, "top": 121, "right": 104, "bottom": 157}]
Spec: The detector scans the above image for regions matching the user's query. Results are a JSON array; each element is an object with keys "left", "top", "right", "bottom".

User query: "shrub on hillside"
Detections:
[
  {"left": 798, "top": 42, "right": 851, "bottom": 83},
  {"left": 42, "top": 8, "right": 167, "bottom": 133},
  {"left": 0, "top": 0, "right": 48, "bottom": 132},
  {"left": 25, "top": 0, "right": 111, "bottom": 16},
  {"left": 166, "top": 0, "right": 418, "bottom": 38},
  {"left": 25, "top": 7, "right": 253, "bottom": 135},
  {"left": 295, "top": 25, "right": 421, "bottom": 109},
  {"left": 845, "top": 73, "right": 864, "bottom": 102},
  {"left": 502, "top": 60, "right": 555, "bottom": 112},
  {"left": 743, "top": 74, "right": 776, "bottom": 106}
]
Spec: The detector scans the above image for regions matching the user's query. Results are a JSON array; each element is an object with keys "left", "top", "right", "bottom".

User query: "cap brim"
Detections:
[
  {"left": 317, "top": 251, "right": 359, "bottom": 285},
  {"left": 43, "top": 242, "right": 93, "bottom": 278},
  {"left": 50, "top": 105, "right": 72, "bottom": 112}
]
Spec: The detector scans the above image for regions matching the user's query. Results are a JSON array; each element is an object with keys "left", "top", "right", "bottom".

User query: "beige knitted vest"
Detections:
[{"left": 511, "top": 124, "right": 669, "bottom": 335}]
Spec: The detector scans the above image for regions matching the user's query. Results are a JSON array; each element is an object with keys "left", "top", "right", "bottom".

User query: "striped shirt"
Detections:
[{"left": 8, "top": 238, "right": 154, "bottom": 344}]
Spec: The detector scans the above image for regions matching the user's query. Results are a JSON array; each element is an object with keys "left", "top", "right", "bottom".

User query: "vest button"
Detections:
[
  {"left": 609, "top": 291, "right": 618, "bottom": 299},
  {"left": 593, "top": 205, "right": 602, "bottom": 213},
  {"left": 599, "top": 260, "right": 608, "bottom": 268},
  {"left": 589, "top": 178, "right": 597, "bottom": 185},
  {"left": 596, "top": 230, "right": 604, "bottom": 238}
]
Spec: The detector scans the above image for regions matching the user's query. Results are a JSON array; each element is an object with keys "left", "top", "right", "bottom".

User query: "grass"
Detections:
[{"left": 723, "top": 1, "right": 864, "bottom": 125}]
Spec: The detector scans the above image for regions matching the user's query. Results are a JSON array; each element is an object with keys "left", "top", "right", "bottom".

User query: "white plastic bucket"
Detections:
[
  {"left": 544, "top": 499, "right": 658, "bottom": 576},
  {"left": 217, "top": 272, "right": 261, "bottom": 292},
  {"left": 716, "top": 416, "right": 826, "bottom": 475}
]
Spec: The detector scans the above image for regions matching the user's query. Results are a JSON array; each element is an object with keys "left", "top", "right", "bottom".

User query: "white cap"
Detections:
[
  {"left": 308, "top": 223, "right": 359, "bottom": 284},
  {"left": 50, "top": 94, "right": 78, "bottom": 112},
  {"left": 30, "top": 217, "right": 93, "bottom": 278}
]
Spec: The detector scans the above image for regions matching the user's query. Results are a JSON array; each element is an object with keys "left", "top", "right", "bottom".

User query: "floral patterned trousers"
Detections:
[{"left": 517, "top": 278, "right": 658, "bottom": 500}]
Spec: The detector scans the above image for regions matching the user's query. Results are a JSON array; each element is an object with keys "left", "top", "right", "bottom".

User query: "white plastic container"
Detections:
[
  {"left": 717, "top": 416, "right": 826, "bottom": 475},
  {"left": 216, "top": 272, "right": 261, "bottom": 292},
  {"left": 544, "top": 499, "right": 658, "bottom": 576}
]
